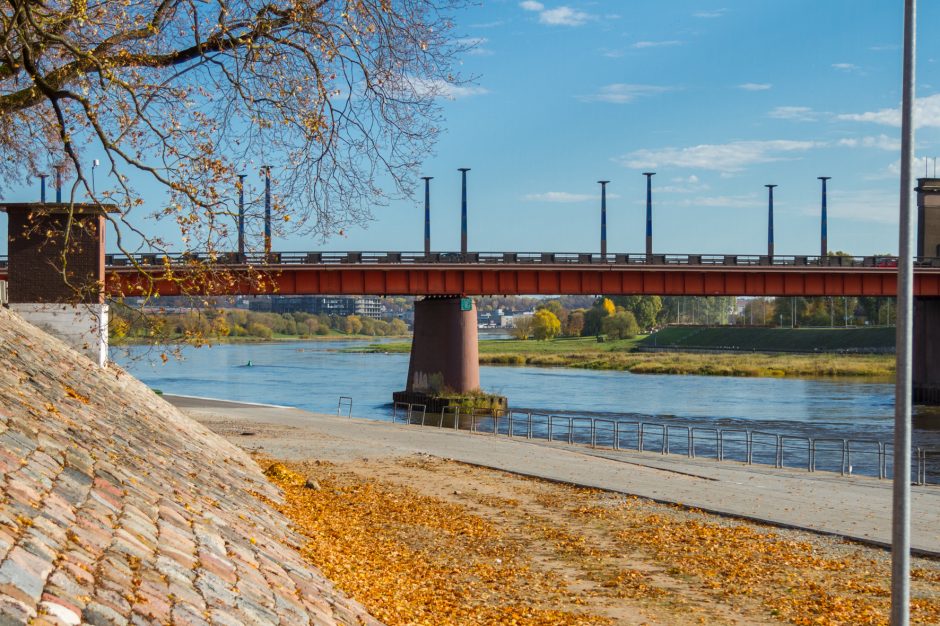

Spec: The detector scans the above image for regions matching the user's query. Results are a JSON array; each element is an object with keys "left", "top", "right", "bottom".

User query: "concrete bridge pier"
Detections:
[
  {"left": 915, "top": 179, "right": 940, "bottom": 404},
  {"left": 394, "top": 296, "right": 506, "bottom": 418},
  {"left": 403, "top": 295, "right": 480, "bottom": 395},
  {"left": 0, "top": 202, "right": 114, "bottom": 367}
]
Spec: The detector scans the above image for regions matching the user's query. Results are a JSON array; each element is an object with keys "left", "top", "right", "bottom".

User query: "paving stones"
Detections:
[{"left": 0, "top": 309, "right": 383, "bottom": 625}]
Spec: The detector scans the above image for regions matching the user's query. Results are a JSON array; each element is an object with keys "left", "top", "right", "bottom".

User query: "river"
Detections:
[{"left": 113, "top": 339, "right": 940, "bottom": 477}]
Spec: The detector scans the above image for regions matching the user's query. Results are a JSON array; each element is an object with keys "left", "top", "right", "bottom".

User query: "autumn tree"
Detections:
[
  {"left": 0, "top": 0, "right": 468, "bottom": 308},
  {"left": 531, "top": 309, "right": 560, "bottom": 341},
  {"left": 536, "top": 300, "right": 568, "bottom": 328},
  {"left": 582, "top": 297, "right": 615, "bottom": 336},
  {"left": 511, "top": 315, "right": 534, "bottom": 340},
  {"left": 564, "top": 309, "right": 585, "bottom": 337},
  {"left": 601, "top": 310, "right": 640, "bottom": 340},
  {"left": 610, "top": 296, "right": 661, "bottom": 331}
]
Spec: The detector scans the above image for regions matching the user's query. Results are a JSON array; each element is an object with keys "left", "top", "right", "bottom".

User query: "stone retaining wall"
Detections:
[{"left": 0, "top": 308, "right": 382, "bottom": 625}]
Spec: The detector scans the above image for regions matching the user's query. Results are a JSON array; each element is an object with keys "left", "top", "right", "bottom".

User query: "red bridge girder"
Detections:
[{"left": 97, "top": 264, "right": 940, "bottom": 298}]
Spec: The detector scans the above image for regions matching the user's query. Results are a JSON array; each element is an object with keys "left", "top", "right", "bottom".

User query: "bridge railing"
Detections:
[
  {"left": 76, "top": 251, "right": 940, "bottom": 269},
  {"left": 380, "top": 400, "right": 936, "bottom": 485},
  {"left": 3, "top": 251, "right": 940, "bottom": 270}
]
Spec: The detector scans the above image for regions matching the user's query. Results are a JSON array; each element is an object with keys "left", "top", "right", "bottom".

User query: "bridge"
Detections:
[
  {"left": 1, "top": 178, "right": 939, "bottom": 406},
  {"left": 91, "top": 251, "right": 940, "bottom": 298}
]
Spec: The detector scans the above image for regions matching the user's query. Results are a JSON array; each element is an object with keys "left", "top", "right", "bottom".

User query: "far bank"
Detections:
[{"left": 348, "top": 326, "right": 897, "bottom": 379}]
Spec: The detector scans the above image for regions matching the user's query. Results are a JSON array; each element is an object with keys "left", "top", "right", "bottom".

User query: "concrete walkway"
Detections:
[{"left": 167, "top": 395, "right": 940, "bottom": 556}]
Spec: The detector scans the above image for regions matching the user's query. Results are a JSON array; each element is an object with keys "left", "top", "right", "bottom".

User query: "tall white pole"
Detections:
[{"left": 892, "top": 1, "right": 916, "bottom": 624}]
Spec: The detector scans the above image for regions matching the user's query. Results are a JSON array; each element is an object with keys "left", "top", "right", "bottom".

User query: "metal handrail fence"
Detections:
[
  {"left": 88, "top": 251, "right": 940, "bottom": 268},
  {"left": 351, "top": 396, "right": 936, "bottom": 484}
]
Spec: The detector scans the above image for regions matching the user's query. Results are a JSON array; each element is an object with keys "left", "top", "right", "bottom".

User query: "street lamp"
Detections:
[
  {"left": 643, "top": 172, "right": 655, "bottom": 257},
  {"left": 458, "top": 168, "right": 470, "bottom": 254},
  {"left": 263, "top": 166, "right": 272, "bottom": 256},
  {"left": 92, "top": 159, "right": 100, "bottom": 196},
  {"left": 422, "top": 176, "right": 433, "bottom": 256},
  {"left": 765, "top": 184, "right": 777, "bottom": 259},
  {"left": 818, "top": 177, "right": 831, "bottom": 260},
  {"left": 237, "top": 174, "right": 247, "bottom": 258},
  {"left": 598, "top": 180, "right": 610, "bottom": 259}
]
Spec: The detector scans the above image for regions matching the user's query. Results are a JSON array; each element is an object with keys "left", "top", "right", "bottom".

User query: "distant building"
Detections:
[{"left": 251, "top": 295, "right": 384, "bottom": 319}]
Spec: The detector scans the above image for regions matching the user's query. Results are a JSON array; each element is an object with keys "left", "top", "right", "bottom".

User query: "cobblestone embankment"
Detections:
[{"left": 0, "top": 308, "right": 381, "bottom": 626}]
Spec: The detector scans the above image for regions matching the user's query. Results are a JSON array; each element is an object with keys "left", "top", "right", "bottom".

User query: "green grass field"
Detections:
[
  {"left": 639, "top": 326, "right": 895, "bottom": 353},
  {"left": 347, "top": 329, "right": 895, "bottom": 379}
]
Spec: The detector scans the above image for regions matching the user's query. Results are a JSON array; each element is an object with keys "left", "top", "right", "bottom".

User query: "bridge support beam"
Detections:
[{"left": 0, "top": 203, "right": 113, "bottom": 367}]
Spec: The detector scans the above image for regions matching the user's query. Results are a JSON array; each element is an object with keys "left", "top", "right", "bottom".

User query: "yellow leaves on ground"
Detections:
[
  {"left": 260, "top": 457, "right": 940, "bottom": 626},
  {"left": 262, "top": 460, "right": 610, "bottom": 626}
]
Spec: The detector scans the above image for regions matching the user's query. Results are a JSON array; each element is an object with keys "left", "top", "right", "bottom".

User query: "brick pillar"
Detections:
[
  {"left": 914, "top": 179, "right": 940, "bottom": 404},
  {"left": 1, "top": 203, "right": 111, "bottom": 366},
  {"left": 404, "top": 296, "right": 480, "bottom": 394}
]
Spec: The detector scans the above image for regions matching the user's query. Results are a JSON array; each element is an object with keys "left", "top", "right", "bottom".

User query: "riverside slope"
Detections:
[{"left": 0, "top": 308, "right": 380, "bottom": 626}]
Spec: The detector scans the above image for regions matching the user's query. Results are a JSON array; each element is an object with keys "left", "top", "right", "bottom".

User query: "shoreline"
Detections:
[{"left": 168, "top": 394, "right": 940, "bottom": 555}]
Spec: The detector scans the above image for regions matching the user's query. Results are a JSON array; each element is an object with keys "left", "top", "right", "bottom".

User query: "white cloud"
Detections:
[
  {"left": 458, "top": 37, "right": 493, "bottom": 56},
  {"left": 658, "top": 175, "right": 709, "bottom": 194},
  {"left": 832, "top": 63, "right": 859, "bottom": 71},
  {"left": 837, "top": 93, "right": 940, "bottom": 128},
  {"left": 694, "top": 9, "right": 727, "bottom": 18},
  {"left": 618, "top": 140, "right": 820, "bottom": 173},
  {"left": 601, "top": 49, "right": 625, "bottom": 58},
  {"left": 807, "top": 190, "right": 900, "bottom": 224},
  {"left": 525, "top": 191, "right": 620, "bottom": 203},
  {"left": 540, "top": 6, "right": 591, "bottom": 26},
  {"left": 886, "top": 156, "right": 936, "bottom": 178},
  {"left": 470, "top": 20, "right": 506, "bottom": 28},
  {"left": 520, "top": 2, "right": 592, "bottom": 26},
  {"left": 768, "top": 106, "right": 819, "bottom": 122},
  {"left": 738, "top": 83, "right": 772, "bottom": 91},
  {"left": 633, "top": 40, "right": 682, "bottom": 49},
  {"left": 579, "top": 83, "right": 675, "bottom": 104},
  {"left": 407, "top": 77, "right": 489, "bottom": 100},
  {"left": 837, "top": 134, "right": 901, "bottom": 151},
  {"left": 674, "top": 194, "right": 758, "bottom": 209}
]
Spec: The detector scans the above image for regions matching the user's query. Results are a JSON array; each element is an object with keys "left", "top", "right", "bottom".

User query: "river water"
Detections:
[{"left": 114, "top": 338, "right": 940, "bottom": 446}]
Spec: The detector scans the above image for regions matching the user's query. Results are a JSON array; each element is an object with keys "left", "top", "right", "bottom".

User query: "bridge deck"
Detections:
[{"left": 2, "top": 252, "right": 939, "bottom": 297}]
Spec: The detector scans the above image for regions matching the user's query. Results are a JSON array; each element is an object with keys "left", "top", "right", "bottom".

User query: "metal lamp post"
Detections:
[
  {"left": 598, "top": 180, "right": 610, "bottom": 259},
  {"left": 263, "top": 166, "right": 272, "bottom": 256},
  {"left": 643, "top": 172, "right": 655, "bottom": 257},
  {"left": 458, "top": 168, "right": 470, "bottom": 254},
  {"left": 766, "top": 184, "right": 777, "bottom": 259},
  {"left": 819, "top": 177, "right": 831, "bottom": 260},
  {"left": 237, "top": 174, "right": 247, "bottom": 258},
  {"left": 422, "top": 176, "right": 433, "bottom": 256},
  {"left": 893, "top": 2, "right": 917, "bottom": 623}
]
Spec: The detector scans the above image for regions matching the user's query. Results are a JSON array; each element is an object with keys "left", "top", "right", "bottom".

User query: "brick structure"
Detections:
[
  {"left": 0, "top": 307, "right": 382, "bottom": 625},
  {"left": 1, "top": 203, "right": 114, "bottom": 366},
  {"left": 915, "top": 179, "right": 940, "bottom": 404}
]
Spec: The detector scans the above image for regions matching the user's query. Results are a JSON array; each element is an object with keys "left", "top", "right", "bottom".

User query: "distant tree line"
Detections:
[{"left": 110, "top": 308, "right": 408, "bottom": 342}]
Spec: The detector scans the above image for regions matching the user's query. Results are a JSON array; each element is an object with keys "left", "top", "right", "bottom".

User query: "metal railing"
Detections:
[
  {"left": 382, "top": 400, "right": 940, "bottom": 484},
  {"left": 20, "top": 251, "right": 936, "bottom": 270}
]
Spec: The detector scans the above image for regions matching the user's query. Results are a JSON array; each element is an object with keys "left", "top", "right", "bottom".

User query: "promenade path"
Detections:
[{"left": 168, "top": 395, "right": 940, "bottom": 557}]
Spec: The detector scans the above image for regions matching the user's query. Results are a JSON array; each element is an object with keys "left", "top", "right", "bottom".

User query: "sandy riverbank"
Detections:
[{"left": 172, "top": 395, "right": 940, "bottom": 625}]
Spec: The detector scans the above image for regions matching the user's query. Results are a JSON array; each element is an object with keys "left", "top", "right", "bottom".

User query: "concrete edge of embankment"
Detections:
[{"left": 162, "top": 393, "right": 295, "bottom": 409}]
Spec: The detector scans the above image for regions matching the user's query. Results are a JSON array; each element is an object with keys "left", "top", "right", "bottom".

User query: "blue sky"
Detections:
[{"left": 4, "top": 1, "right": 940, "bottom": 257}]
